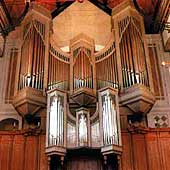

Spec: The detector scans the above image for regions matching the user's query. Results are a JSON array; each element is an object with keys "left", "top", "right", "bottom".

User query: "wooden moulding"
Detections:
[
  {"left": 119, "top": 84, "right": 155, "bottom": 114},
  {"left": 12, "top": 87, "right": 46, "bottom": 117},
  {"left": 101, "top": 145, "right": 123, "bottom": 156},
  {"left": 162, "top": 32, "right": 170, "bottom": 51},
  {"left": 70, "top": 87, "right": 96, "bottom": 106},
  {"left": 45, "top": 146, "right": 66, "bottom": 157},
  {"left": 111, "top": 0, "right": 136, "bottom": 17}
]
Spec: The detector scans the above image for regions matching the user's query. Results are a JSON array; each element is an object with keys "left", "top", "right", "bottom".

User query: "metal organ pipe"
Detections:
[
  {"left": 73, "top": 47, "right": 93, "bottom": 90},
  {"left": 48, "top": 46, "right": 70, "bottom": 91},
  {"left": 125, "top": 26, "right": 131, "bottom": 85},
  {"left": 37, "top": 31, "right": 41, "bottom": 89},
  {"left": 59, "top": 99, "right": 62, "bottom": 145},
  {"left": 119, "top": 16, "right": 149, "bottom": 89},
  {"left": 35, "top": 33, "right": 39, "bottom": 89},
  {"left": 108, "top": 96, "right": 112, "bottom": 144},
  {"left": 101, "top": 94, "right": 118, "bottom": 146},
  {"left": 48, "top": 95, "right": 64, "bottom": 147},
  {"left": 105, "top": 97, "right": 110, "bottom": 145},
  {"left": 61, "top": 107, "right": 64, "bottom": 145},
  {"left": 32, "top": 31, "right": 36, "bottom": 88},
  {"left": 19, "top": 21, "right": 46, "bottom": 91},
  {"left": 111, "top": 98, "right": 118, "bottom": 144},
  {"left": 58, "top": 99, "right": 61, "bottom": 145},
  {"left": 105, "top": 96, "right": 109, "bottom": 144},
  {"left": 96, "top": 46, "right": 118, "bottom": 89},
  {"left": 57, "top": 98, "right": 60, "bottom": 145},
  {"left": 128, "top": 23, "right": 137, "bottom": 85}
]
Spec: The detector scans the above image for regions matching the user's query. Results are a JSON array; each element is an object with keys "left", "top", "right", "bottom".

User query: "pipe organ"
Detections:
[
  {"left": 99, "top": 88, "right": 121, "bottom": 146},
  {"left": 70, "top": 34, "right": 96, "bottom": 92},
  {"left": 19, "top": 19, "right": 46, "bottom": 90},
  {"left": 48, "top": 44, "right": 70, "bottom": 91},
  {"left": 11, "top": 1, "right": 156, "bottom": 170},
  {"left": 47, "top": 90, "right": 66, "bottom": 147},
  {"left": 112, "top": 1, "right": 153, "bottom": 90},
  {"left": 119, "top": 16, "right": 149, "bottom": 88},
  {"left": 73, "top": 47, "right": 93, "bottom": 90},
  {"left": 96, "top": 41, "right": 118, "bottom": 89}
]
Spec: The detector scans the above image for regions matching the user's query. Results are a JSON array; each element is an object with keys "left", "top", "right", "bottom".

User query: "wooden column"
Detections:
[
  {"left": 104, "top": 155, "right": 108, "bottom": 170},
  {"left": 47, "top": 156, "right": 51, "bottom": 170},
  {"left": 60, "top": 156, "right": 64, "bottom": 170},
  {"left": 118, "top": 155, "right": 122, "bottom": 170}
]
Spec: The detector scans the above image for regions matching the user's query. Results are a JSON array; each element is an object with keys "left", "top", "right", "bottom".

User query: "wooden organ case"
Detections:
[
  {"left": 11, "top": 1, "right": 157, "bottom": 170},
  {"left": 46, "top": 33, "right": 123, "bottom": 170},
  {"left": 12, "top": 4, "right": 51, "bottom": 127}
]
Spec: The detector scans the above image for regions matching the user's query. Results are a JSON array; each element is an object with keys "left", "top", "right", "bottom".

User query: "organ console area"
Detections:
[{"left": 11, "top": 1, "right": 156, "bottom": 170}]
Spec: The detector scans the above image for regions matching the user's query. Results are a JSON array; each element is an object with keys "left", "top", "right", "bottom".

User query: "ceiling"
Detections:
[
  {"left": 0, "top": 0, "right": 170, "bottom": 36},
  {"left": 3, "top": 0, "right": 159, "bottom": 17}
]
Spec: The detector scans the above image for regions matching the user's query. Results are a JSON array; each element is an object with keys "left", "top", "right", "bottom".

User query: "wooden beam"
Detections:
[
  {"left": 89, "top": 0, "right": 111, "bottom": 15},
  {"left": 51, "top": 1, "right": 74, "bottom": 19},
  {"left": 51, "top": 0, "right": 111, "bottom": 18},
  {"left": 0, "top": 0, "right": 29, "bottom": 36},
  {"left": 0, "top": 0, "right": 13, "bottom": 26}
]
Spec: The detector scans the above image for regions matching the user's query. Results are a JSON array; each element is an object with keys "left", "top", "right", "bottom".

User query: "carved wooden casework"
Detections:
[
  {"left": 162, "top": 33, "right": 170, "bottom": 51},
  {"left": 12, "top": 87, "right": 46, "bottom": 117},
  {"left": 99, "top": 87, "right": 122, "bottom": 158},
  {"left": 46, "top": 89, "right": 67, "bottom": 157},
  {"left": 45, "top": 32, "right": 123, "bottom": 169},
  {"left": 120, "top": 84, "right": 155, "bottom": 114},
  {"left": 12, "top": 3, "right": 51, "bottom": 124},
  {"left": 11, "top": 1, "right": 157, "bottom": 170}
]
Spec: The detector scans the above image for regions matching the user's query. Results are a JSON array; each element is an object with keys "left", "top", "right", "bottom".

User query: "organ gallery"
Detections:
[{"left": 0, "top": 0, "right": 170, "bottom": 170}]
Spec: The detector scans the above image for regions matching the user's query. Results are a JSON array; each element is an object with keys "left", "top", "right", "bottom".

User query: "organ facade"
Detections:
[{"left": 0, "top": 0, "right": 170, "bottom": 170}]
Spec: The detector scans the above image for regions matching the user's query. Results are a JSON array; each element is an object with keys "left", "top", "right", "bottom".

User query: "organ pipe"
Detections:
[
  {"left": 73, "top": 47, "right": 93, "bottom": 90},
  {"left": 48, "top": 45, "right": 70, "bottom": 91},
  {"left": 48, "top": 94, "right": 65, "bottom": 147},
  {"left": 99, "top": 89, "right": 120, "bottom": 146},
  {"left": 18, "top": 20, "right": 46, "bottom": 91},
  {"left": 119, "top": 17, "right": 149, "bottom": 88},
  {"left": 96, "top": 48, "right": 118, "bottom": 89}
]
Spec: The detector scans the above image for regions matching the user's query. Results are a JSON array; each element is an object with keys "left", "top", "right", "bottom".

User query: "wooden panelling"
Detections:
[
  {"left": 5, "top": 48, "right": 18, "bottom": 103},
  {"left": 121, "top": 133, "right": 133, "bottom": 170},
  {"left": 0, "top": 130, "right": 170, "bottom": 170},
  {"left": 145, "top": 133, "right": 162, "bottom": 170},
  {"left": 132, "top": 134, "right": 148, "bottom": 170},
  {"left": 24, "top": 136, "right": 38, "bottom": 170},
  {"left": 0, "top": 133, "right": 47, "bottom": 170},
  {"left": 0, "top": 135, "right": 13, "bottom": 170},
  {"left": 148, "top": 46, "right": 164, "bottom": 98},
  {"left": 39, "top": 135, "right": 48, "bottom": 170},
  {"left": 11, "top": 135, "right": 25, "bottom": 170},
  {"left": 159, "top": 132, "right": 170, "bottom": 170},
  {"left": 66, "top": 156, "right": 102, "bottom": 170}
]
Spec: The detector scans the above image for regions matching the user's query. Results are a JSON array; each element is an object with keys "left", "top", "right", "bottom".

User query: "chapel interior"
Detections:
[{"left": 0, "top": 0, "right": 170, "bottom": 170}]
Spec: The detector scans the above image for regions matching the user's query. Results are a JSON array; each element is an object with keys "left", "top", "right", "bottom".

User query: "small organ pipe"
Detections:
[
  {"left": 39, "top": 41, "right": 42, "bottom": 89},
  {"left": 61, "top": 107, "right": 63, "bottom": 145},
  {"left": 56, "top": 98, "right": 59, "bottom": 145},
  {"left": 37, "top": 34, "right": 41, "bottom": 90},
  {"left": 59, "top": 99, "right": 61, "bottom": 145},
  {"left": 121, "top": 40, "right": 127, "bottom": 87},
  {"left": 36, "top": 33, "right": 40, "bottom": 89},
  {"left": 128, "top": 25, "right": 137, "bottom": 84},
  {"left": 48, "top": 55, "right": 51, "bottom": 88},
  {"left": 52, "top": 55, "right": 54, "bottom": 88}
]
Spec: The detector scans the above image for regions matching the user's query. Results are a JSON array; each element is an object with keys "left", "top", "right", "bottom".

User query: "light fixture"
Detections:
[{"left": 161, "top": 61, "right": 170, "bottom": 66}]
